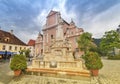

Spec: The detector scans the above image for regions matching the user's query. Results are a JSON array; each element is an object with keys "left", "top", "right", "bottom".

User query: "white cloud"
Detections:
[
  {"left": 33, "top": 1, "right": 120, "bottom": 43},
  {"left": 33, "top": 0, "right": 76, "bottom": 34},
  {"left": 34, "top": 0, "right": 77, "bottom": 27},
  {"left": 52, "top": 0, "right": 77, "bottom": 23},
  {"left": 81, "top": 3, "right": 120, "bottom": 38},
  {"left": 15, "top": 31, "right": 38, "bottom": 43},
  {"left": 34, "top": 9, "right": 48, "bottom": 29}
]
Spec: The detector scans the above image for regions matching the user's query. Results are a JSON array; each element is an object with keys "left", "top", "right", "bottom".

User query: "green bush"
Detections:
[
  {"left": 83, "top": 52, "right": 103, "bottom": 70},
  {"left": 108, "top": 54, "right": 120, "bottom": 60},
  {"left": 10, "top": 54, "right": 27, "bottom": 71}
]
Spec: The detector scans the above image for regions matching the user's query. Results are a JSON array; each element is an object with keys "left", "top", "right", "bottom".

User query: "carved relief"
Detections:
[{"left": 55, "top": 50, "right": 63, "bottom": 56}]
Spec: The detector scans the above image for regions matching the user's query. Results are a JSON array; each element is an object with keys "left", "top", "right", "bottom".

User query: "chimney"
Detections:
[{"left": 10, "top": 30, "right": 13, "bottom": 34}]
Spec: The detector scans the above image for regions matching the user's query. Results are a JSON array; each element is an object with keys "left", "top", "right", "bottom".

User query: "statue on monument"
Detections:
[
  {"left": 56, "top": 25, "right": 63, "bottom": 40},
  {"left": 56, "top": 16, "right": 64, "bottom": 40}
]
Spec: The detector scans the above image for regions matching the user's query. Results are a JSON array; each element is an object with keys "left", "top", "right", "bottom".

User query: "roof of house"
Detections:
[
  {"left": 0, "top": 30, "right": 27, "bottom": 46},
  {"left": 27, "top": 39, "right": 35, "bottom": 46}
]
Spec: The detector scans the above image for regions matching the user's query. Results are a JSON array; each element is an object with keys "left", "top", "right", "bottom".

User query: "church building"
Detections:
[{"left": 35, "top": 10, "right": 84, "bottom": 58}]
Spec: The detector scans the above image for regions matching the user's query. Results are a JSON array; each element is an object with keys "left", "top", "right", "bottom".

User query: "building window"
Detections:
[
  {"left": 5, "top": 37, "right": 10, "bottom": 42},
  {"left": 2, "top": 45, "right": 6, "bottom": 50},
  {"left": 24, "top": 47, "right": 26, "bottom": 50},
  {"left": 51, "top": 35, "right": 54, "bottom": 39},
  {"left": 6, "top": 39, "right": 9, "bottom": 42},
  {"left": 15, "top": 46, "right": 17, "bottom": 51},
  {"left": 9, "top": 46, "right": 12, "bottom": 50},
  {"left": 20, "top": 47, "right": 22, "bottom": 50}
]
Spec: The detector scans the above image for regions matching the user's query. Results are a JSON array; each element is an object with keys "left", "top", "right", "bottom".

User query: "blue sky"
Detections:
[{"left": 0, "top": 0, "right": 120, "bottom": 43}]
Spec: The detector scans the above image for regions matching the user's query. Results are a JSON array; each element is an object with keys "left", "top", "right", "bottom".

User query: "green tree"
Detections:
[
  {"left": 24, "top": 49, "right": 31, "bottom": 58},
  {"left": 100, "top": 30, "right": 120, "bottom": 56},
  {"left": 19, "top": 49, "right": 31, "bottom": 58},
  {"left": 77, "top": 32, "right": 96, "bottom": 53}
]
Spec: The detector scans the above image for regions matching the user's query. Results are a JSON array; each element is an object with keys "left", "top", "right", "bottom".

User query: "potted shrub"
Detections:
[
  {"left": 83, "top": 52, "right": 103, "bottom": 76},
  {"left": 10, "top": 54, "right": 27, "bottom": 76}
]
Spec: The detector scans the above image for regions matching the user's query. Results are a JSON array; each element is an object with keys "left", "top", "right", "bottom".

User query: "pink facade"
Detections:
[
  {"left": 35, "top": 10, "right": 84, "bottom": 57},
  {"left": 35, "top": 33, "right": 43, "bottom": 56}
]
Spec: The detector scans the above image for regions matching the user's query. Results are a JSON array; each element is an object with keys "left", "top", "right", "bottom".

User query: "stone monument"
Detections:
[{"left": 28, "top": 17, "right": 90, "bottom": 77}]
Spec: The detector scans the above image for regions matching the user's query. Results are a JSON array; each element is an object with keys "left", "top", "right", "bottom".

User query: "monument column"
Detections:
[
  {"left": 56, "top": 24, "right": 63, "bottom": 40},
  {"left": 56, "top": 14, "right": 64, "bottom": 40}
]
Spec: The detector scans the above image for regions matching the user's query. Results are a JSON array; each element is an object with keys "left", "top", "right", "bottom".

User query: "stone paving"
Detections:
[
  {"left": 9, "top": 75, "right": 91, "bottom": 84},
  {"left": 0, "top": 58, "right": 120, "bottom": 84},
  {"left": 0, "top": 60, "right": 14, "bottom": 84},
  {"left": 98, "top": 58, "right": 120, "bottom": 84}
]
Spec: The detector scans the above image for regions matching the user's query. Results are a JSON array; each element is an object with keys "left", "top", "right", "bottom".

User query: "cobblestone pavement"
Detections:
[
  {"left": 0, "top": 60, "right": 14, "bottom": 84},
  {"left": 9, "top": 75, "right": 91, "bottom": 84},
  {"left": 98, "top": 58, "right": 120, "bottom": 84},
  {"left": 1, "top": 59, "right": 120, "bottom": 84}
]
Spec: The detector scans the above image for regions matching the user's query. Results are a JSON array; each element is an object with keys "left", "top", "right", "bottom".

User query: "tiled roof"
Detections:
[
  {"left": 27, "top": 39, "right": 35, "bottom": 46},
  {"left": 0, "top": 30, "right": 27, "bottom": 46}
]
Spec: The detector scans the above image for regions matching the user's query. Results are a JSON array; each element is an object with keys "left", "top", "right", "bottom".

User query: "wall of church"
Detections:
[
  {"left": 43, "top": 27, "right": 56, "bottom": 47},
  {"left": 47, "top": 14, "right": 57, "bottom": 26},
  {"left": 35, "top": 11, "right": 84, "bottom": 57}
]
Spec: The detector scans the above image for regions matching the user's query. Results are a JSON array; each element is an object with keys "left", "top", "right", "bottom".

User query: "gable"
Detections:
[{"left": 47, "top": 10, "right": 58, "bottom": 17}]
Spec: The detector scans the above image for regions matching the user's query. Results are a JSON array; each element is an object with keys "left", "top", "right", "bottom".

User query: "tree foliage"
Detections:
[
  {"left": 82, "top": 52, "right": 103, "bottom": 70},
  {"left": 19, "top": 49, "right": 31, "bottom": 58},
  {"left": 100, "top": 30, "right": 120, "bottom": 56},
  {"left": 10, "top": 54, "right": 27, "bottom": 70},
  {"left": 77, "top": 32, "right": 96, "bottom": 53}
]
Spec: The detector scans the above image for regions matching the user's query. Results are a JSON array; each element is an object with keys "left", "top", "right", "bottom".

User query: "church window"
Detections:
[{"left": 51, "top": 35, "right": 54, "bottom": 39}]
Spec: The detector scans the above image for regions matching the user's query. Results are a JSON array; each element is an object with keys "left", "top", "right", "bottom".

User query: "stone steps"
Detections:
[{"left": 26, "top": 68, "right": 90, "bottom": 77}]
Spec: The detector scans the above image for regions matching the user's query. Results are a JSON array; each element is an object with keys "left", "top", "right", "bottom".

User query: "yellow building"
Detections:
[{"left": 0, "top": 29, "right": 28, "bottom": 56}]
